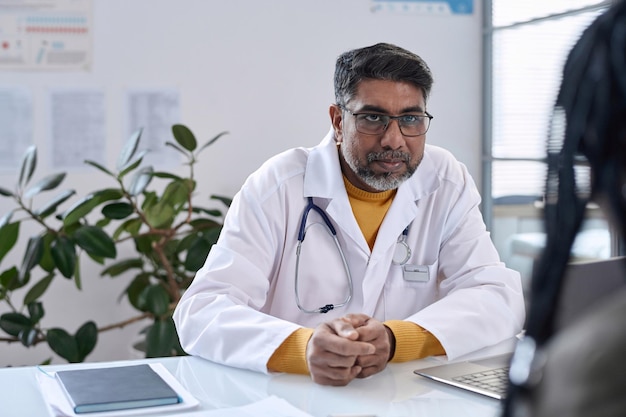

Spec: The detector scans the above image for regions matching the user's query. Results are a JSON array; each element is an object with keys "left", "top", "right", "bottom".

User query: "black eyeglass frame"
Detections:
[{"left": 338, "top": 104, "right": 434, "bottom": 137}]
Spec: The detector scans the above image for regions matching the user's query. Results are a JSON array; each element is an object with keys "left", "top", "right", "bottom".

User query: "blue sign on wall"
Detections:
[{"left": 371, "top": 0, "right": 474, "bottom": 15}]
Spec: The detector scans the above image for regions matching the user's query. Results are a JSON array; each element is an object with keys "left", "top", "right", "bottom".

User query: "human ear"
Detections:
[{"left": 329, "top": 105, "right": 344, "bottom": 144}]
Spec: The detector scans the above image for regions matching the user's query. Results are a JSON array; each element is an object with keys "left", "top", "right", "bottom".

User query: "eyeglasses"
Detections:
[{"left": 339, "top": 105, "right": 433, "bottom": 137}]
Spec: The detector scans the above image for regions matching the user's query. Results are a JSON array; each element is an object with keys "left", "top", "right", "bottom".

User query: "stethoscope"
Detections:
[{"left": 294, "top": 197, "right": 411, "bottom": 314}]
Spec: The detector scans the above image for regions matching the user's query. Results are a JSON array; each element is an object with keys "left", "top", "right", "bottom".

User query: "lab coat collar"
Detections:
[
  {"left": 303, "top": 128, "right": 442, "bottom": 204},
  {"left": 302, "top": 129, "right": 442, "bottom": 256}
]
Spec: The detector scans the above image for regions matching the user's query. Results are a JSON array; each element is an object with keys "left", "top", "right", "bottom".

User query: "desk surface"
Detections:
[{"left": 1, "top": 340, "right": 515, "bottom": 417}]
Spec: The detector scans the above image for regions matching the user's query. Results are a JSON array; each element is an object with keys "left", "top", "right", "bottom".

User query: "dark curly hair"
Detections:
[{"left": 504, "top": 1, "right": 626, "bottom": 413}]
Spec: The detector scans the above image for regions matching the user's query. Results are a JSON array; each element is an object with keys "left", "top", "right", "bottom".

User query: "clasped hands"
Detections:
[{"left": 306, "top": 313, "right": 395, "bottom": 386}]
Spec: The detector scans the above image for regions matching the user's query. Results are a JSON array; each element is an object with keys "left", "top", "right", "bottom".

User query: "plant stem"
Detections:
[{"left": 97, "top": 311, "right": 153, "bottom": 332}]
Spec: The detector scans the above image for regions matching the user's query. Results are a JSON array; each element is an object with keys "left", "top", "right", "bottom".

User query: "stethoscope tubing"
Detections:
[
  {"left": 295, "top": 197, "right": 353, "bottom": 314},
  {"left": 294, "top": 196, "right": 410, "bottom": 313}
]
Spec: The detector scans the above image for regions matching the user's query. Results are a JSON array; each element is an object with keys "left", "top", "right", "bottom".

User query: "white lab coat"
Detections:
[{"left": 173, "top": 130, "right": 525, "bottom": 373}]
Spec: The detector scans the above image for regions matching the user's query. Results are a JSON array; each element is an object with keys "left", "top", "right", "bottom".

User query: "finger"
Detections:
[
  {"left": 343, "top": 313, "right": 372, "bottom": 328},
  {"left": 314, "top": 334, "right": 375, "bottom": 357},
  {"left": 354, "top": 318, "right": 384, "bottom": 342},
  {"left": 310, "top": 364, "right": 362, "bottom": 386},
  {"left": 357, "top": 364, "right": 383, "bottom": 379},
  {"left": 354, "top": 352, "right": 387, "bottom": 378},
  {"left": 328, "top": 317, "right": 361, "bottom": 340}
]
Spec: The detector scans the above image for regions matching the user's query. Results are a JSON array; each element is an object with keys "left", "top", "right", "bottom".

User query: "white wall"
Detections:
[{"left": 0, "top": 0, "right": 482, "bottom": 366}]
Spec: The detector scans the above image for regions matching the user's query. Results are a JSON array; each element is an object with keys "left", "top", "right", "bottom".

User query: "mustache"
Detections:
[{"left": 366, "top": 150, "right": 411, "bottom": 163}]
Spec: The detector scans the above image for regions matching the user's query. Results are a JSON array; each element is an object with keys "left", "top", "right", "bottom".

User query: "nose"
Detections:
[{"left": 380, "top": 119, "right": 405, "bottom": 149}]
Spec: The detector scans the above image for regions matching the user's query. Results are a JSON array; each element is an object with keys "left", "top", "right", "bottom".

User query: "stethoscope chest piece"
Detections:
[{"left": 392, "top": 227, "right": 411, "bottom": 265}]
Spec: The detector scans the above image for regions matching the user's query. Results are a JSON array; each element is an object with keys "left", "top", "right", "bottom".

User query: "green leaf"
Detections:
[
  {"left": 0, "top": 186, "right": 14, "bottom": 197},
  {"left": 172, "top": 124, "right": 197, "bottom": 152},
  {"left": 129, "top": 166, "right": 153, "bottom": 197},
  {"left": 116, "top": 128, "right": 142, "bottom": 171},
  {"left": 0, "top": 312, "right": 32, "bottom": 337},
  {"left": 177, "top": 233, "right": 199, "bottom": 252},
  {"left": 19, "top": 328, "right": 38, "bottom": 347},
  {"left": 0, "top": 210, "right": 14, "bottom": 230},
  {"left": 100, "top": 258, "right": 144, "bottom": 277},
  {"left": 75, "top": 321, "right": 98, "bottom": 362},
  {"left": 197, "top": 130, "right": 228, "bottom": 155},
  {"left": 0, "top": 222, "right": 20, "bottom": 264},
  {"left": 161, "top": 179, "right": 191, "bottom": 209},
  {"left": 19, "top": 235, "right": 44, "bottom": 282},
  {"left": 165, "top": 141, "right": 188, "bottom": 157},
  {"left": 211, "top": 194, "right": 233, "bottom": 208},
  {"left": 73, "top": 226, "right": 117, "bottom": 259},
  {"left": 126, "top": 273, "right": 150, "bottom": 310},
  {"left": 145, "top": 318, "right": 177, "bottom": 358},
  {"left": 189, "top": 218, "right": 221, "bottom": 230},
  {"left": 101, "top": 202, "right": 134, "bottom": 220},
  {"left": 118, "top": 149, "right": 149, "bottom": 179},
  {"left": 74, "top": 258, "right": 82, "bottom": 290},
  {"left": 141, "top": 191, "right": 158, "bottom": 212},
  {"left": 62, "top": 188, "right": 124, "bottom": 226},
  {"left": 38, "top": 232, "right": 55, "bottom": 273},
  {"left": 86, "top": 252, "right": 105, "bottom": 265},
  {"left": 33, "top": 189, "right": 76, "bottom": 218},
  {"left": 151, "top": 172, "right": 183, "bottom": 181},
  {"left": 23, "top": 274, "right": 54, "bottom": 305},
  {"left": 27, "top": 301, "right": 45, "bottom": 323},
  {"left": 112, "top": 217, "right": 142, "bottom": 240},
  {"left": 143, "top": 284, "right": 170, "bottom": 317},
  {"left": 145, "top": 203, "right": 175, "bottom": 228},
  {"left": 84, "top": 160, "right": 115, "bottom": 177},
  {"left": 133, "top": 234, "right": 157, "bottom": 255},
  {"left": 0, "top": 267, "right": 19, "bottom": 291},
  {"left": 184, "top": 233, "right": 216, "bottom": 272},
  {"left": 24, "top": 172, "right": 66, "bottom": 199},
  {"left": 50, "top": 237, "right": 76, "bottom": 278},
  {"left": 46, "top": 328, "right": 79, "bottom": 363},
  {"left": 192, "top": 207, "right": 224, "bottom": 217},
  {"left": 95, "top": 217, "right": 111, "bottom": 228},
  {"left": 19, "top": 145, "right": 37, "bottom": 189}
]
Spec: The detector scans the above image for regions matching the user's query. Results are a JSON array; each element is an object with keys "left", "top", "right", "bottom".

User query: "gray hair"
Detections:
[{"left": 334, "top": 43, "right": 434, "bottom": 106}]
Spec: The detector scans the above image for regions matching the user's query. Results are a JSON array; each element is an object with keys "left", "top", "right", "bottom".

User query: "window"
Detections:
[{"left": 483, "top": 0, "right": 612, "bottom": 285}]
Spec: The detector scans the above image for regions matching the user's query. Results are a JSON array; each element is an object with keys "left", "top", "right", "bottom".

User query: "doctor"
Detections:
[{"left": 174, "top": 43, "right": 525, "bottom": 386}]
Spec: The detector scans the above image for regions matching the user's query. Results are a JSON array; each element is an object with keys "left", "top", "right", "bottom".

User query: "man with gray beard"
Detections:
[{"left": 174, "top": 43, "right": 525, "bottom": 386}]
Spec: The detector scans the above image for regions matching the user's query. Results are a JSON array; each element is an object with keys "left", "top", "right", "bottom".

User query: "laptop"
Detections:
[{"left": 414, "top": 256, "right": 625, "bottom": 400}]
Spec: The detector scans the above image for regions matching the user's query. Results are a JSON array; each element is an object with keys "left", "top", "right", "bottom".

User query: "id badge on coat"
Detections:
[{"left": 403, "top": 264, "right": 429, "bottom": 282}]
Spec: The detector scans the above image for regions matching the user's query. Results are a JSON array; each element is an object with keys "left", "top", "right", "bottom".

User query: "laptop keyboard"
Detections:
[{"left": 452, "top": 367, "right": 510, "bottom": 396}]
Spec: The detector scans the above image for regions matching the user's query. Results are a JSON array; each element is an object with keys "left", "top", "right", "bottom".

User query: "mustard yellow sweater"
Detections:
[{"left": 267, "top": 177, "right": 445, "bottom": 374}]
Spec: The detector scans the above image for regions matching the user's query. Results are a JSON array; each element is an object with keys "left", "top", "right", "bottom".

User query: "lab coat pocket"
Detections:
[{"left": 383, "top": 260, "right": 439, "bottom": 318}]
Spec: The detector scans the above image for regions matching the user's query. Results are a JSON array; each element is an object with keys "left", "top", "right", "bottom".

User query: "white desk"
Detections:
[{"left": 1, "top": 340, "right": 514, "bottom": 417}]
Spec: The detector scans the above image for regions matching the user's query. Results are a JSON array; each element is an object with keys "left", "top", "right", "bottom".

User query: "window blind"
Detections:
[{"left": 488, "top": 1, "right": 609, "bottom": 199}]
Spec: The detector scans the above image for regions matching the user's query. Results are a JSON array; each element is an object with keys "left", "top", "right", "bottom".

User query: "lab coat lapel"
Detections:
[
  {"left": 361, "top": 150, "right": 441, "bottom": 314},
  {"left": 303, "top": 129, "right": 370, "bottom": 254}
]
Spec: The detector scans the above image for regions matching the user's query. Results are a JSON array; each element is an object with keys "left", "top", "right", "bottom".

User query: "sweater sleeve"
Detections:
[
  {"left": 267, "top": 320, "right": 444, "bottom": 373},
  {"left": 384, "top": 320, "right": 446, "bottom": 362},
  {"left": 267, "top": 327, "right": 314, "bottom": 374}
]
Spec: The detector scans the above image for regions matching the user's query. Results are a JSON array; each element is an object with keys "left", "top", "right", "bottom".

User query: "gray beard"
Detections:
[{"left": 341, "top": 145, "right": 418, "bottom": 191}]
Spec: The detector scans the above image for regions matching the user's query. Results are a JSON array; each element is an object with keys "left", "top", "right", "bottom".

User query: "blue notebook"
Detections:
[{"left": 56, "top": 364, "right": 181, "bottom": 414}]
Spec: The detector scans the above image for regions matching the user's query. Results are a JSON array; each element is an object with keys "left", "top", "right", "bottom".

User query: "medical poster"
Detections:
[
  {"left": 48, "top": 89, "right": 105, "bottom": 168},
  {"left": 0, "top": 86, "right": 33, "bottom": 170},
  {"left": 126, "top": 89, "right": 181, "bottom": 167},
  {"left": 371, "top": 0, "right": 473, "bottom": 15},
  {"left": 0, "top": 0, "right": 93, "bottom": 71}
]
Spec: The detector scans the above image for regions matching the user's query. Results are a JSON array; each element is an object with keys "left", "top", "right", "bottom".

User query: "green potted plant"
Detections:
[{"left": 0, "top": 124, "right": 230, "bottom": 363}]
